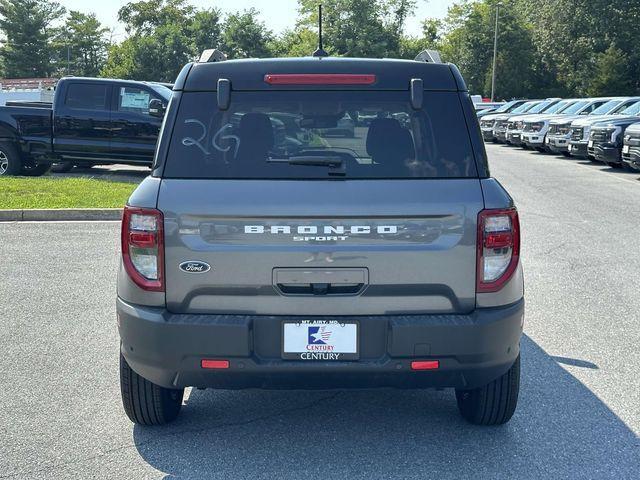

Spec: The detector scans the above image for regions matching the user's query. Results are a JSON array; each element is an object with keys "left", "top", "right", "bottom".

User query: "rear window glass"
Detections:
[
  {"left": 163, "top": 91, "right": 477, "bottom": 179},
  {"left": 65, "top": 83, "right": 108, "bottom": 110}
]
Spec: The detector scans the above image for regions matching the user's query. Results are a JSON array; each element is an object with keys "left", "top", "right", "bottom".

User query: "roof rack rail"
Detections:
[
  {"left": 415, "top": 50, "right": 442, "bottom": 64},
  {"left": 199, "top": 49, "right": 227, "bottom": 63}
]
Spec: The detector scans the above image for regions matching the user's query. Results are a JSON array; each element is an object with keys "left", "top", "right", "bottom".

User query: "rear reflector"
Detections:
[
  {"left": 264, "top": 74, "right": 376, "bottom": 85},
  {"left": 411, "top": 360, "right": 440, "bottom": 371},
  {"left": 201, "top": 359, "right": 230, "bottom": 369}
]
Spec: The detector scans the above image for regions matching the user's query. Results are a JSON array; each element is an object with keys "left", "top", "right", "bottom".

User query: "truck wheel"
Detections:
[
  {"left": 120, "top": 353, "right": 184, "bottom": 425},
  {"left": 21, "top": 163, "right": 51, "bottom": 177},
  {"left": 51, "top": 161, "right": 74, "bottom": 173},
  {"left": 455, "top": 354, "right": 520, "bottom": 425},
  {"left": 0, "top": 142, "right": 23, "bottom": 176}
]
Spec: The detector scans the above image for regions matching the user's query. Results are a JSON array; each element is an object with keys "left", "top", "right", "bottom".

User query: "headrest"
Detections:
[
  {"left": 238, "top": 113, "right": 274, "bottom": 147},
  {"left": 366, "top": 118, "right": 414, "bottom": 161}
]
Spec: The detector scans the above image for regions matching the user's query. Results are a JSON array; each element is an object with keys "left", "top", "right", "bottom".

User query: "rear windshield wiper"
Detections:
[
  {"left": 285, "top": 156, "right": 343, "bottom": 167},
  {"left": 268, "top": 156, "right": 346, "bottom": 175}
]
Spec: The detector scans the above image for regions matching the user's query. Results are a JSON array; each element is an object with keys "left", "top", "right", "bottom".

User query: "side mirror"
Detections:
[{"left": 149, "top": 98, "right": 166, "bottom": 117}]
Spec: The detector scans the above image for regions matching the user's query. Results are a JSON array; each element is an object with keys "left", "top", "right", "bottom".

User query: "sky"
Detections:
[{"left": 57, "top": 0, "right": 453, "bottom": 41}]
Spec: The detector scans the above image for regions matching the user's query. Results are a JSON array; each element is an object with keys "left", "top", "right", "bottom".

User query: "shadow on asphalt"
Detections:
[{"left": 131, "top": 336, "right": 639, "bottom": 479}]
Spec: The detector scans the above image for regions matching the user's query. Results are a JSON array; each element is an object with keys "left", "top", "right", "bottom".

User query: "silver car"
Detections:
[{"left": 117, "top": 53, "right": 524, "bottom": 426}]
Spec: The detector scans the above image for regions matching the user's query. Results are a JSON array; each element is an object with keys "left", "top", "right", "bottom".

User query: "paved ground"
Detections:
[{"left": 1, "top": 144, "right": 638, "bottom": 479}]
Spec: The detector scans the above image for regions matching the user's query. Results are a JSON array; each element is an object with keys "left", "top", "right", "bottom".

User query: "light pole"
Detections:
[{"left": 490, "top": 2, "right": 502, "bottom": 102}]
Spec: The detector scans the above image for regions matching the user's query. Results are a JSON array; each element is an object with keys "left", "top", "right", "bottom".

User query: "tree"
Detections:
[
  {"left": 55, "top": 11, "right": 109, "bottom": 77},
  {"left": 588, "top": 45, "right": 632, "bottom": 96},
  {"left": 398, "top": 18, "right": 442, "bottom": 59},
  {"left": 295, "top": 0, "right": 416, "bottom": 58},
  {"left": 221, "top": 9, "right": 274, "bottom": 58},
  {"left": 102, "top": 0, "right": 212, "bottom": 81},
  {"left": 0, "top": 0, "right": 65, "bottom": 77},
  {"left": 189, "top": 8, "right": 223, "bottom": 56},
  {"left": 438, "top": 0, "right": 541, "bottom": 99},
  {"left": 102, "top": 23, "right": 192, "bottom": 82}
]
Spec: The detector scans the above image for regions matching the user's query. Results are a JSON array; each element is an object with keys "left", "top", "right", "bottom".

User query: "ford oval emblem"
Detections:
[{"left": 179, "top": 261, "right": 211, "bottom": 273}]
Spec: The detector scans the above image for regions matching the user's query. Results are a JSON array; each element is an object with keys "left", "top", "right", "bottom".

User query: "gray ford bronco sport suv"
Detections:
[{"left": 117, "top": 50, "right": 524, "bottom": 426}]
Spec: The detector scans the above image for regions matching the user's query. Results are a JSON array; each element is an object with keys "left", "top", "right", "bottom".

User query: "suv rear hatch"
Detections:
[{"left": 158, "top": 85, "right": 484, "bottom": 316}]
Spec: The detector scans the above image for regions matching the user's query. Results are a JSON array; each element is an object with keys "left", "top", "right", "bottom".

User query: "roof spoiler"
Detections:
[
  {"left": 415, "top": 50, "right": 442, "bottom": 64},
  {"left": 199, "top": 49, "right": 227, "bottom": 63}
]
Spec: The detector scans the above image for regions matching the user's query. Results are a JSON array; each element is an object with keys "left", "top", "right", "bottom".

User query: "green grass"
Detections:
[{"left": 0, "top": 177, "right": 136, "bottom": 209}]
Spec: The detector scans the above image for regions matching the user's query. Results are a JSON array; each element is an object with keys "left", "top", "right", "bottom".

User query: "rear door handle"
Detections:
[{"left": 273, "top": 268, "right": 368, "bottom": 296}]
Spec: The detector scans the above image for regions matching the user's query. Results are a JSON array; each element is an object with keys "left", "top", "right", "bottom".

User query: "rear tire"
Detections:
[
  {"left": 0, "top": 142, "right": 23, "bottom": 176},
  {"left": 120, "top": 353, "right": 184, "bottom": 425},
  {"left": 455, "top": 354, "right": 520, "bottom": 425}
]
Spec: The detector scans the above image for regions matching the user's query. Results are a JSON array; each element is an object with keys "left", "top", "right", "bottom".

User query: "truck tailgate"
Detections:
[{"left": 159, "top": 179, "right": 483, "bottom": 315}]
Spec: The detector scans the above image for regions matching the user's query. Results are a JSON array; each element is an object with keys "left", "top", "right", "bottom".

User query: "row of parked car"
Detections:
[{"left": 477, "top": 97, "right": 640, "bottom": 170}]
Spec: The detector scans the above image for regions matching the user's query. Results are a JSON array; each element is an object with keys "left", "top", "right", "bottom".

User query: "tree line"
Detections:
[{"left": 0, "top": 0, "right": 638, "bottom": 98}]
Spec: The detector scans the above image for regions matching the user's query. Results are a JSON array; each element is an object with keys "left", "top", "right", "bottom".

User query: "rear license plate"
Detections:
[
  {"left": 623, "top": 145, "right": 630, "bottom": 153},
  {"left": 588, "top": 140, "right": 594, "bottom": 148},
  {"left": 282, "top": 321, "right": 359, "bottom": 360}
]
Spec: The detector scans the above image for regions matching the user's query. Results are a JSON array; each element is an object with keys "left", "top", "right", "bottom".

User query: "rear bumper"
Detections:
[{"left": 117, "top": 297, "right": 524, "bottom": 391}]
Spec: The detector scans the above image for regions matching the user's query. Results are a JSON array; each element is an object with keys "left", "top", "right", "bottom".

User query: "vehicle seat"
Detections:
[
  {"left": 234, "top": 113, "right": 274, "bottom": 164},
  {"left": 366, "top": 118, "right": 415, "bottom": 174}
]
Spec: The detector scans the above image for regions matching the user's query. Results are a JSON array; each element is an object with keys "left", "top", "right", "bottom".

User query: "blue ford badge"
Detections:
[{"left": 179, "top": 261, "right": 211, "bottom": 273}]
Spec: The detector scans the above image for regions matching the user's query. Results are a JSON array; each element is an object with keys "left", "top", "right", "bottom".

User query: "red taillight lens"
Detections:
[
  {"left": 477, "top": 208, "right": 520, "bottom": 293},
  {"left": 201, "top": 359, "right": 230, "bottom": 369},
  {"left": 411, "top": 360, "right": 440, "bottom": 371},
  {"left": 264, "top": 74, "right": 376, "bottom": 85},
  {"left": 121, "top": 206, "right": 164, "bottom": 292}
]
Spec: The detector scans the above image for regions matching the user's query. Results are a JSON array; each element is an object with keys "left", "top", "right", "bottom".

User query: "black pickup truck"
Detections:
[{"left": 0, "top": 77, "right": 171, "bottom": 176}]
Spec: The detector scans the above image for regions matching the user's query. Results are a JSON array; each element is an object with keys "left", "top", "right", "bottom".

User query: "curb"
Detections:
[{"left": 0, "top": 208, "right": 123, "bottom": 222}]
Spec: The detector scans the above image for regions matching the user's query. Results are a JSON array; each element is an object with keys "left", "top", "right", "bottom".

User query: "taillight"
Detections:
[
  {"left": 264, "top": 73, "right": 376, "bottom": 85},
  {"left": 477, "top": 208, "right": 520, "bottom": 293},
  {"left": 121, "top": 206, "right": 164, "bottom": 292}
]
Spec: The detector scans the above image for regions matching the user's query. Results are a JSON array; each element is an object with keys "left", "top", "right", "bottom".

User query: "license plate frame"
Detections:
[
  {"left": 588, "top": 140, "right": 594, "bottom": 148},
  {"left": 622, "top": 145, "right": 630, "bottom": 154},
  {"left": 282, "top": 320, "right": 359, "bottom": 361}
]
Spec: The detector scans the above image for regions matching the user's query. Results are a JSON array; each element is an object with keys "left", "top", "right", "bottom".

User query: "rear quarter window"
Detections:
[
  {"left": 64, "top": 83, "right": 109, "bottom": 110},
  {"left": 162, "top": 90, "right": 477, "bottom": 179}
]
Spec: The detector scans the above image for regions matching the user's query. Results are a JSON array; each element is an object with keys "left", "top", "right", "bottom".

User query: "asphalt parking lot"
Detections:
[{"left": 1, "top": 144, "right": 639, "bottom": 479}]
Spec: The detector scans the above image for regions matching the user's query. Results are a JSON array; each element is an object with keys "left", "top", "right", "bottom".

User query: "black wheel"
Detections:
[
  {"left": 120, "top": 353, "right": 184, "bottom": 425},
  {"left": 455, "top": 354, "right": 520, "bottom": 426},
  {"left": 0, "top": 141, "right": 23, "bottom": 176},
  {"left": 535, "top": 147, "right": 545, "bottom": 153},
  {"left": 51, "top": 161, "right": 74, "bottom": 173}
]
